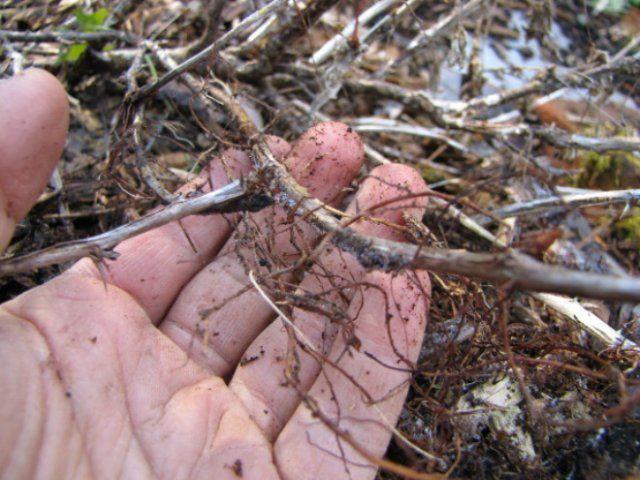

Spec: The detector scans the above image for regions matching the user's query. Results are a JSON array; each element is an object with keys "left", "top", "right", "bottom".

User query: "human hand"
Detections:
[{"left": 0, "top": 70, "right": 431, "bottom": 479}]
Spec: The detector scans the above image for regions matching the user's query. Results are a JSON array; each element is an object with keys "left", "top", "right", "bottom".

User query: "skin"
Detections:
[{"left": 0, "top": 69, "right": 431, "bottom": 480}]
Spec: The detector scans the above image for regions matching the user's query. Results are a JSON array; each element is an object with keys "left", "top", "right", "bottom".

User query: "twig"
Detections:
[
  {"left": 132, "top": 107, "right": 177, "bottom": 203},
  {"left": 351, "top": 117, "right": 470, "bottom": 153},
  {"left": 305, "top": 0, "right": 426, "bottom": 112},
  {"left": 332, "top": 230, "right": 640, "bottom": 305},
  {"left": 128, "top": 0, "right": 288, "bottom": 101},
  {"left": 349, "top": 78, "right": 640, "bottom": 152},
  {"left": 349, "top": 52, "right": 640, "bottom": 119},
  {"left": 231, "top": 0, "right": 341, "bottom": 68},
  {"left": 434, "top": 188, "right": 638, "bottom": 349},
  {"left": 200, "top": 80, "right": 640, "bottom": 306},
  {"left": 430, "top": 197, "right": 503, "bottom": 245},
  {"left": 533, "top": 293, "right": 635, "bottom": 348},
  {"left": 479, "top": 188, "right": 640, "bottom": 223},
  {"left": 310, "top": 0, "right": 400, "bottom": 65},
  {"left": 248, "top": 269, "right": 318, "bottom": 352},
  {"left": 346, "top": 76, "right": 469, "bottom": 114},
  {"left": 0, "top": 180, "right": 271, "bottom": 277},
  {"left": 379, "top": 0, "right": 487, "bottom": 75},
  {"left": 534, "top": 128, "right": 640, "bottom": 153},
  {"left": 0, "top": 29, "right": 133, "bottom": 43}
]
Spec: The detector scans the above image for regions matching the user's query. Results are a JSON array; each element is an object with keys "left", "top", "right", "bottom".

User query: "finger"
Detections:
[
  {"left": 274, "top": 269, "right": 431, "bottom": 480},
  {"left": 159, "top": 122, "right": 364, "bottom": 375},
  {"left": 70, "top": 137, "right": 292, "bottom": 322},
  {"left": 230, "top": 164, "right": 428, "bottom": 440},
  {"left": 0, "top": 68, "right": 69, "bottom": 251}
]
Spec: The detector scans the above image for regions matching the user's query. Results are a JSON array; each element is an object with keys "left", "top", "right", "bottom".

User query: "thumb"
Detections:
[{"left": 0, "top": 68, "right": 69, "bottom": 252}]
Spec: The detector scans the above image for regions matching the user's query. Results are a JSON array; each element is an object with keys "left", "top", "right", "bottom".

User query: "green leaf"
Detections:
[
  {"left": 61, "top": 43, "right": 88, "bottom": 63},
  {"left": 74, "top": 8, "right": 110, "bottom": 32}
]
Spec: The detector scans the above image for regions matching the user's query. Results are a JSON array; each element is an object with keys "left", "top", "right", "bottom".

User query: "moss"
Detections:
[
  {"left": 572, "top": 127, "right": 640, "bottom": 189},
  {"left": 575, "top": 152, "right": 622, "bottom": 188},
  {"left": 616, "top": 208, "right": 640, "bottom": 249},
  {"left": 419, "top": 166, "right": 446, "bottom": 185}
]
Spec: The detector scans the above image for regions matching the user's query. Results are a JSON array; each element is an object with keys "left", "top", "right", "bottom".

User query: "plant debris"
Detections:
[{"left": 1, "top": 0, "right": 640, "bottom": 478}]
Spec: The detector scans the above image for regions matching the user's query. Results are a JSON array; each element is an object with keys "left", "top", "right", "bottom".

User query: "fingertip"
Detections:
[
  {"left": 200, "top": 137, "right": 291, "bottom": 191},
  {"left": 348, "top": 162, "right": 429, "bottom": 240},
  {"left": 18, "top": 69, "right": 69, "bottom": 115},
  {"left": 0, "top": 68, "right": 69, "bottom": 220},
  {"left": 285, "top": 122, "right": 364, "bottom": 203},
  {"left": 365, "top": 163, "right": 429, "bottom": 209},
  {"left": 22, "top": 68, "right": 69, "bottom": 113},
  {"left": 359, "top": 268, "right": 431, "bottom": 364}
]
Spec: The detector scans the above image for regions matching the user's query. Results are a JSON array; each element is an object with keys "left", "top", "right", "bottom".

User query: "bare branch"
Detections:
[
  {"left": 331, "top": 229, "right": 640, "bottom": 305},
  {"left": 428, "top": 189, "right": 637, "bottom": 349},
  {"left": 347, "top": 78, "right": 640, "bottom": 153},
  {"left": 482, "top": 188, "right": 640, "bottom": 222},
  {"left": 0, "top": 29, "right": 133, "bottom": 43},
  {"left": 0, "top": 180, "right": 272, "bottom": 277},
  {"left": 310, "top": 0, "right": 405, "bottom": 65},
  {"left": 533, "top": 293, "right": 634, "bottom": 348},
  {"left": 225, "top": 0, "right": 341, "bottom": 78},
  {"left": 380, "top": 0, "right": 487, "bottom": 74},
  {"left": 351, "top": 117, "right": 470, "bottom": 153},
  {"left": 128, "top": 0, "right": 288, "bottom": 101},
  {"left": 201, "top": 78, "right": 640, "bottom": 306},
  {"left": 534, "top": 128, "right": 640, "bottom": 153},
  {"left": 349, "top": 52, "right": 640, "bottom": 117}
]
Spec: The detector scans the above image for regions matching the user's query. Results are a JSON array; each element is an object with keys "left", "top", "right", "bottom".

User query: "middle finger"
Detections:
[{"left": 159, "top": 122, "right": 364, "bottom": 375}]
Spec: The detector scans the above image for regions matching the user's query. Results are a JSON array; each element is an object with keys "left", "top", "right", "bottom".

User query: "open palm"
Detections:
[{"left": 0, "top": 70, "right": 430, "bottom": 480}]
